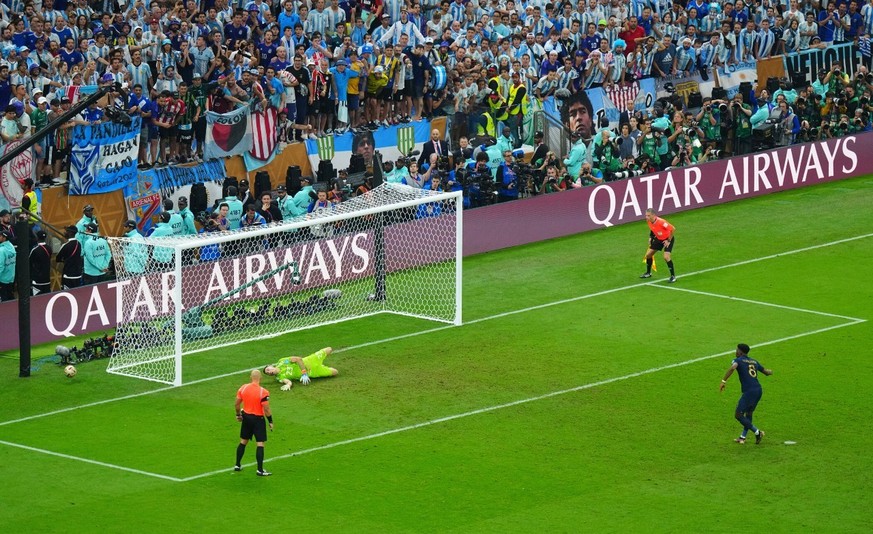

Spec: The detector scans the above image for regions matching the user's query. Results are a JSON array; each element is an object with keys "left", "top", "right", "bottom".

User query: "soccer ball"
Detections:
[{"left": 64, "top": 365, "right": 77, "bottom": 378}]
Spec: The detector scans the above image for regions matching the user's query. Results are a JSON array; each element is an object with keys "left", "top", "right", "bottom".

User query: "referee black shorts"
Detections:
[
  {"left": 651, "top": 237, "right": 675, "bottom": 252},
  {"left": 240, "top": 412, "right": 268, "bottom": 442}
]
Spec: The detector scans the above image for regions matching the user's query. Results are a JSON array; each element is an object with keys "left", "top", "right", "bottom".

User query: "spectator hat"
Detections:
[
  {"left": 374, "top": 65, "right": 384, "bottom": 73},
  {"left": 336, "top": 59, "right": 347, "bottom": 66},
  {"left": 162, "top": 38, "right": 171, "bottom": 45},
  {"left": 301, "top": 176, "right": 311, "bottom": 183},
  {"left": 534, "top": 131, "right": 544, "bottom": 139},
  {"left": 37, "top": 96, "right": 47, "bottom": 105},
  {"left": 61, "top": 96, "right": 71, "bottom": 103},
  {"left": 0, "top": 209, "right": 9, "bottom": 216},
  {"left": 598, "top": 19, "right": 607, "bottom": 26},
  {"left": 248, "top": 68, "right": 259, "bottom": 74},
  {"left": 178, "top": 196, "right": 188, "bottom": 205},
  {"left": 32, "top": 87, "right": 43, "bottom": 97},
  {"left": 382, "top": 13, "right": 390, "bottom": 18},
  {"left": 123, "top": 220, "right": 136, "bottom": 229},
  {"left": 11, "top": 101, "right": 23, "bottom": 116},
  {"left": 29, "top": 64, "right": 40, "bottom": 72},
  {"left": 575, "top": 49, "right": 586, "bottom": 57},
  {"left": 613, "top": 39, "right": 626, "bottom": 49},
  {"left": 18, "top": 45, "right": 28, "bottom": 52},
  {"left": 362, "top": 45, "right": 374, "bottom": 54},
  {"left": 159, "top": 212, "right": 171, "bottom": 223},
  {"left": 682, "top": 37, "right": 692, "bottom": 44},
  {"left": 526, "top": 33, "right": 534, "bottom": 38},
  {"left": 83, "top": 204, "right": 94, "bottom": 212},
  {"left": 86, "top": 222, "right": 98, "bottom": 232},
  {"left": 440, "top": 41, "right": 450, "bottom": 48},
  {"left": 425, "top": 37, "right": 434, "bottom": 44},
  {"left": 36, "top": 230, "right": 46, "bottom": 241},
  {"left": 276, "top": 184, "right": 286, "bottom": 191},
  {"left": 193, "top": 72, "right": 202, "bottom": 79},
  {"left": 0, "top": 230, "right": 9, "bottom": 239},
  {"left": 306, "top": 58, "right": 316, "bottom": 66},
  {"left": 101, "top": 72, "right": 114, "bottom": 83}
]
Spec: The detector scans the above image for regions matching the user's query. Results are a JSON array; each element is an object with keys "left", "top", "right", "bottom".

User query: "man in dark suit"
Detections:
[{"left": 418, "top": 128, "right": 449, "bottom": 167}]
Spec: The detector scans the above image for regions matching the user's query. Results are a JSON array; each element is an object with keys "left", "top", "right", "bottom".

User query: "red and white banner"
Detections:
[{"left": 0, "top": 140, "right": 36, "bottom": 210}]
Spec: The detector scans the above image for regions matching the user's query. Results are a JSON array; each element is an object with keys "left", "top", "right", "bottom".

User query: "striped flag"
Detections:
[
  {"left": 249, "top": 106, "right": 279, "bottom": 161},
  {"left": 316, "top": 135, "right": 335, "bottom": 161},
  {"left": 397, "top": 126, "right": 415, "bottom": 154}
]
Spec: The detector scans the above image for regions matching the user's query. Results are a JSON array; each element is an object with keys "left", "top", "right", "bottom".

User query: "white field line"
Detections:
[
  {"left": 0, "top": 233, "right": 869, "bottom": 481},
  {"left": 181, "top": 317, "right": 865, "bottom": 482},
  {"left": 0, "top": 439, "right": 182, "bottom": 482},
  {"left": 650, "top": 285, "right": 866, "bottom": 322},
  {"left": 1, "top": 230, "right": 870, "bottom": 430}
]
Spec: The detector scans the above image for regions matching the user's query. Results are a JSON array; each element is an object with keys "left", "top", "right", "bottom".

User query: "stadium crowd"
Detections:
[{"left": 0, "top": 0, "right": 872, "bottom": 299}]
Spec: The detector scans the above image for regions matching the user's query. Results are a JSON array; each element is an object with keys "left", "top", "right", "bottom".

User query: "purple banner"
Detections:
[
  {"left": 1, "top": 133, "right": 868, "bottom": 349},
  {"left": 463, "top": 134, "right": 869, "bottom": 255}
]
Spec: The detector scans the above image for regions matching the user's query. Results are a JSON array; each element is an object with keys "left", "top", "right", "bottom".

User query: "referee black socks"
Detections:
[
  {"left": 666, "top": 260, "right": 674, "bottom": 276},
  {"left": 256, "top": 446, "right": 265, "bottom": 471},
  {"left": 236, "top": 443, "right": 246, "bottom": 467}
]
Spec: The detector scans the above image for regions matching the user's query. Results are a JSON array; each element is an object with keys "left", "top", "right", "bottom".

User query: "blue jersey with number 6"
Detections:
[{"left": 733, "top": 356, "right": 765, "bottom": 392}]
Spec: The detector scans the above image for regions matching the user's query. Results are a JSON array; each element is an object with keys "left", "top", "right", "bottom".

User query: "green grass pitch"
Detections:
[{"left": 1, "top": 176, "right": 872, "bottom": 532}]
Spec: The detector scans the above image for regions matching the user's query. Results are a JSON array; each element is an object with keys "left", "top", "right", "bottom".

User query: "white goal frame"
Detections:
[{"left": 106, "top": 184, "right": 463, "bottom": 386}]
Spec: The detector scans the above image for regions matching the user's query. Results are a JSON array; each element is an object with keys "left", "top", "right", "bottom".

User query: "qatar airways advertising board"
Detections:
[{"left": 0, "top": 134, "right": 868, "bottom": 348}]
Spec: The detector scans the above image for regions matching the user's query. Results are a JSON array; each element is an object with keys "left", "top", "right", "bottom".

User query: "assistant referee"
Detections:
[{"left": 234, "top": 369, "right": 274, "bottom": 477}]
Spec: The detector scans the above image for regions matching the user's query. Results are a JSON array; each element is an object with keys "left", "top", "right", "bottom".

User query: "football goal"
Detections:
[{"left": 105, "top": 184, "right": 463, "bottom": 386}]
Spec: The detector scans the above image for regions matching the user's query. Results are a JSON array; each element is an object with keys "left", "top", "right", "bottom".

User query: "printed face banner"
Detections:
[
  {"left": 68, "top": 117, "right": 142, "bottom": 196},
  {"left": 306, "top": 119, "right": 437, "bottom": 172},
  {"left": 205, "top": 105, "right": 252, "bottom": 161},
  {"left": 716, "top": 62, "right": 759, "bottom": 99},
  {"left": 0, "top": 140, "right": 35, "bottom": 210}
]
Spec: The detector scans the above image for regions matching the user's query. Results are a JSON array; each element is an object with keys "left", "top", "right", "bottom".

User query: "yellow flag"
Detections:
[{"left": 643, "top": 256, "right": 657, "bottom": 272}]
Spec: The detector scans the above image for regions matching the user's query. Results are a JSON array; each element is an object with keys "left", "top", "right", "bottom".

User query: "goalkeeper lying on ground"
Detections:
[{"left": 263, "top": 347, "right": 339, "bottom": 390}]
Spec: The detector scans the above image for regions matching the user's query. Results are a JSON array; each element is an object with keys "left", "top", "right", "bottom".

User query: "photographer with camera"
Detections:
[
  {"left": 572, "top": 162, "right": 603, "bottom": 188},
  {"left": 732, "top": 93, "right": 754, "bottom": 155},
  {"left": 851, "top": 109, "right": 872, "bottom": 133},
  {"left": 842, "top": 85, "right": 860, "bottom": 116},
  {"left": 824, "top": 62, "right": 850, "bottom": 95},
  {"left": 694, "top": 98, "right": 721, "bottom": 144},
  {"left": 496, "top": 151, "right": 520, "bottom": 202},
  {"left": 461, "top": 151, "right": 497, "bottom": 207},
  {"left": 821, "top": 91, "right": 847, "bottom": 126},
  {"left": 636, "top": 119, "right": 662, "bottom": 170},
  {"left": 669, "top": 133, "right": 698, "bottom": 168},
  {"left": 593, "top": 130, "right": 624, "bottom": 181}
]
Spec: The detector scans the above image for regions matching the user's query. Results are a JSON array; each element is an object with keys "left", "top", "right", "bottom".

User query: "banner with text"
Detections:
[
  {"left": 205, "top": 105, "right": 253, "bottom": 161},
  {"left": 8, "top": 133, "right": 871, "bottom": 348},
  {"left": 783, "top": 42, "right": 859, "bottom": 86},
  {"left": 123, "top": 159, "right": 226, "bottom": 233},
  {"left": 69, "top": 117, "right": 142, "bottom": 196}
]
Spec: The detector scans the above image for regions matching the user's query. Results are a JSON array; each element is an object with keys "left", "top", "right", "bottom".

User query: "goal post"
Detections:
[{"left": 106, "top": 184, "right": 463, "bottom": 386}]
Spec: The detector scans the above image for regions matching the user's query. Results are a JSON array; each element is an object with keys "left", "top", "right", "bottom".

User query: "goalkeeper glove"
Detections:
[
  {"left": 300, "top": 373, "right": 311, "bottom": 385},
  {"left": 281, "top": 383, "right": 292, "bottom": 391}
]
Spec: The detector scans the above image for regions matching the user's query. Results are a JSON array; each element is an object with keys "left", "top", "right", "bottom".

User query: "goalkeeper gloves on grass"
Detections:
[
  {"left": 300, "top": 373, "right": 311, "bottom": 385},
  {"left": 281, "top": 383, "right": 292, "bottom": 391}
]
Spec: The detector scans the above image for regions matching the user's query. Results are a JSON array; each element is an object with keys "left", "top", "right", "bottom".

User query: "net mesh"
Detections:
[{"left": 106, "top": 184, "right": 461, "bottom": 385}]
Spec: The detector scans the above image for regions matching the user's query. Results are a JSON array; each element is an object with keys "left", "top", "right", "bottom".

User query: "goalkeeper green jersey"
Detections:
[{"left": 275, "top": 349, "right": 332, "bottom": 381}]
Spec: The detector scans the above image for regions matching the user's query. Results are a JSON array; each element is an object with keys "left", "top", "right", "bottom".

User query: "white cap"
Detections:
[
  {"left": 32, "top": 87, "right": 43, "bottom": 98},
  {"left": 37, "top": 96, "right": 47, "bottom": 105}
]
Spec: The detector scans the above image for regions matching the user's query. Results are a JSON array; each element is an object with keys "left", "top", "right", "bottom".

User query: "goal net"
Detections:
[{"left": 105, "top": 184, "right": 463, "bottom": 386}]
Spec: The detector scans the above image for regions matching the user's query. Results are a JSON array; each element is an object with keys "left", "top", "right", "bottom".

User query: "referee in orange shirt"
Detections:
[
  {"left": 640, "top": 208, "right": 676, "bottom": 283},
  {"left": 234, "top": 369, "right": 274, "bottom": 476}
]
